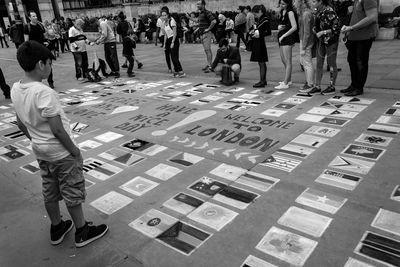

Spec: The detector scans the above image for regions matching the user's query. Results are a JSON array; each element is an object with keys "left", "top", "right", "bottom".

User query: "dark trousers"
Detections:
[
  {"left": 0, "top": 67, "right": 10, "bottom": 98},
  {"left": 0, "top": 36, "right": 9, "bottom": 48},
  {"left": 236, "top": 31, "right": 246, "bottom": 48},
  {"left": 48, "top": 70, "right": 54, "bottom": 86},
  {"left": 72, "top": 51, "right": 89, "bottom": 79},
  {"left": 104, "top": 42, "right": 119, "bottom": 73},
  {"left": 60, "top": 38, "right": 69, "bottom": 52},
  {"left": 165, "top": 37, "right": 183, "bottom": 73},
  {"left": 125, "top": 55, "right": 135, "bottom": 74},
  {"left": 346, "top": 38, "right": 374, "bottom": 92}
]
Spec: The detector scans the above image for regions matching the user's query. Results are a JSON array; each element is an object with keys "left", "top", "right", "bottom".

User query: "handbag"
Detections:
[{"left": 221, "top": 64, "right": 233, "bottom": 86}]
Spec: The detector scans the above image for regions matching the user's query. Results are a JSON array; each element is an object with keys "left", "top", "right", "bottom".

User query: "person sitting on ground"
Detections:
[
  {"left": 209, "top": 38, "right": 241, "bottom": 83},
  {"left": 11, "top": 41, "right": 108, "bottom": 248}
]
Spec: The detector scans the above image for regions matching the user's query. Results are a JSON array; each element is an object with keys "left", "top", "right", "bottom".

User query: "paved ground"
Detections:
[{"left": 0, "top": 40, "right": 400, "bottom": 267}]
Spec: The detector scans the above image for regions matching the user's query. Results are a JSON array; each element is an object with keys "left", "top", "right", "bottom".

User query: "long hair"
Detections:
[
  {"left": 279, "top": 0, "right": 295, "bottom": 11},
  {"left": 294, "top": 0, "right": 312, "bottom": 15}
]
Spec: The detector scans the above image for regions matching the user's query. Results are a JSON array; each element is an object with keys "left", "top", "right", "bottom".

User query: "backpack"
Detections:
[
  {"left": 87, "top": 66, "right": 102, "bottom": 83},
  {"left": 169, "top": 16, "right": 184, "bottom": 38}
]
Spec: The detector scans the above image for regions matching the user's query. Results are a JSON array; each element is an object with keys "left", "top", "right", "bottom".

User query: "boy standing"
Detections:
[
  {"left": 11, "top": 41, "right": 108, "bottom": 248},
  {"left": 123, "top": 29, "right": 137, "bottom": 77}
]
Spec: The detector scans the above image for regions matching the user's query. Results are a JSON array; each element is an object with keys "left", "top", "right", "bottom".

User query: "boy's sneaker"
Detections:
[
  {"left": 172, "top": 73, "right": 179, "bottom": 78},
  {"left": 121, "top": 64, "right": 128, "bottom": 68},
  {"left": 128, "top": 73, "right": 135, "bottom": 77},
  {"left": 299, "top": 84, "right": 313, "bottom": 93},
  {"left": 308, "top": 86, "right": 322, "bottom": 95},
  {"left": 202, "top": 65, "right": 210, "bottom": 71},
  {"left": 178, "top": 72, "right": 186, "bottom": 78},
  {"left": 77, "top": 77, "right": 85, "bottom": 81},
  {"left": 75, "top": 222, "right": 108, "bottom": 248},
  {"left": 321, "top": 85, "right": 336, "bottom": 95},
  {"left": 137, "top": 62, "right": 143, "bottom": 69},
  {"left": 50, "top": 219, "right": 74, "bottom": 245}
]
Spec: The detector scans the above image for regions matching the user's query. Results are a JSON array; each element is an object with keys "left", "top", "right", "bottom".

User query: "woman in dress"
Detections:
[
  {"left": 250, "top": 5, "right": 270, "bottom": 88},
  {"left": 275, "top": 0, "right": 298, "bottom": 89}
]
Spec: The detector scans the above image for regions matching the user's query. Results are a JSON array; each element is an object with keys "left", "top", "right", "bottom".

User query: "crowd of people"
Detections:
[{"left": 0, "top": 0, "right": 380, "bottom": 252}]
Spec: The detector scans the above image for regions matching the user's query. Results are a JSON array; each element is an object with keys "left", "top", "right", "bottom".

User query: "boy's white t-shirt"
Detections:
[
  {"left": 11, "top": 81, "right": 76, "bottom": 162},
  {"left": 163, "top": 18, "right": 176, "bottom": 39}
]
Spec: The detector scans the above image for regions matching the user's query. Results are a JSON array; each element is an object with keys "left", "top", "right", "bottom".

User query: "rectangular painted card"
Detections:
[
  {"left": 385, "top": 108, "right": 400, "bottom": 116},
  {"left": 320, "top": 117, "right": 350, "bottom": 127},
  {"left": 120, "top": 176, "right": 159, "bottom": 196},
  {"left": 376, "top": 115, "right": 400, "bottom": 126},
  {"left": 305, "top": 125, "right": 340, "bottom": 137},
  {"left": 329, "top": 156, "right": 375, "bottom": 175},
  {"left": 295, "top": 93, "right": 313, "bottom": 98},
  {"left": 3, "top": 130, "right": 25, "bottom": 139},
  {"left": 261, "top": 109, "right": 287, "bottom": 117},
  {"left": 78, "top": 140, "right": 102, "bottom": 151},
  {"left": 355, "top": 231, "right": 400, "bottom": 267},
  {"left": 320, "top": 102, "right": 367, "bottom": 112},
  {"left": 278, "top": 206, "right": 332, "bottom": 237},
  {"left": 342, "top": 144, "right": 385, "bottom": 161},
  {"left": 235, "top": 172, "right": 280, "bottom": 192},
  {"left": 315, "top": 169, "right": 362, "bottom": 191},
  {"left": 163, "top": 193, "right": 204, "bottom": 215},
  {"left": 213, "top": 186, "right": 259, "bottom": 210},
  {"left": 20, "top": 161, "right": 40, "bottom": 174},
  {"left": 90, "top": 191, "right": 133, "bottom": 215},
  {"left": 371, "top": 208, "right": 400, "bottom": 236},
  {"left": 295, "top": 188, "right": 347, "bottom": 214},
  {"left": 99, "top": 148, "right": 145, "bottom": 167},
  {"left": 145, "top": 163, "right": 182, "bottom": 181},
  {"left": 157, "top": 221, "right": 211, "bottom": 255},
  {"left": 85, "top": 179, "right": 95, "bottom": 189},
  {"left": 393, "top": 101, "right": 400, "bottom": 108},
  {"left": 94, "top": 131, "right": 124, "bottom": 143},
  {"left": 189, "top": 176, "right": 227, "bottom": 197},
  {"left": 296, "top": 114, "right": 325, "bottom": 123},
  {"left": 241, "top": 255, "right": 277, "bottom": 267},
  {"left": 129, "top": 209, "right": 178, "bottom": 238},
  {"left": 0, "top": 147, "right": 29, "bottom": 161},
  {"left": 261, "top": 154, "right": 302, "bottom": 172},
  {"left": 344, "top": 257, "right": 375, "bottom": 267},
  {"left": 355, "top": 133, "right": 393, "bottom": 147},
  {"left": 274, "top": 103, "right": 296, "bottom": 110},
  {"left": 367, "top": 123, "right": 400, "bottom": 134},
  {"left": 0, "top": 112, "right": 14, "bottom": 119},
  {"left": 328, "top": 96, "right": 375, "bottom": 105},
  {"left": 277, "top": 143, "right": 315, "bottom": 158},
  {"left": 169, "top": 152, "right": 204, "bottom": 167},
  {"left": 291, "top": 134, "right": 328, "bottom": 148},
  {"left": 283, "top": 97, "right": 308, "bottom": 105},
  {"left": 82, "top": 158, "right": 123, "bottom": 180},
  {"left": 209, "top": 163, "right": 247, "bottom": 181},
  {"left": 187, "top": 202, "right": 239, "bottom": 231},
  {"left": 391, "top": 185, "right": 400, "bottom": 202},
  {"left": 256, "top": 226, "right": 318, "bottom": 267}
]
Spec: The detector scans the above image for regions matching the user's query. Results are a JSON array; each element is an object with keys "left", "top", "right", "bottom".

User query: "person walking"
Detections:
[
  {"left": 162, "top": 7, "right": 186, "bottom": 78},
  {"left": 234, "top": 6, "right": 248, "bottom": 49},
  {"left": 24, "top": 11, "right": 55, "bottom": 89},
  {"left": 0, "top": 26, "right": 9, "bottom": 48},
  {"left": 186, "top": 0, "right": 216, "bottom": 73},
  {"left": 69, "top": 19, "right": 91, "bottom": 81},
  {"left": 250, "top": 5, "right": 270, "bottom": 88},
  {"left": 275, "top": 0, "right": 298, "bottom": 90},
  {"left": 341, "top": 0, "right": 378, "bottom": 96},
  {"left": 225, "top": 16, "right": 234, "bottom": 43},
  {"left": 95, "top": 16, "right": 120, "bottom": 78},
  {"left": 310, "top": 0, "right": 341, "bottom": 95},
  {"left": 296, "top": 0, "right": 316, "bottom": 93},
  {"left": 122, "top": 29, "right": 138, "bottom": 77},
  {"left": 9, "top": 18, "right": 24, "bottom": 49}
]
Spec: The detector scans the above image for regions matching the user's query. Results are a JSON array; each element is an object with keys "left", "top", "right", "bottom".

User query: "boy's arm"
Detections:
[
  {"left": 48, "top": 115, "right": 80, "bottom": 157},
  {"left": 16, "top": 115, "right": 31, "bottom": 140}
]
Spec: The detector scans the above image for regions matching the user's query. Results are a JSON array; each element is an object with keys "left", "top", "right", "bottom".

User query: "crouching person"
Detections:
[{"left": 210, "top": 38, "right": 241, "bottom": 83}]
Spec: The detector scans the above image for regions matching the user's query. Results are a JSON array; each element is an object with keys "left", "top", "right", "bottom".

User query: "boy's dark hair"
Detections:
[
  {"left": 17, "top": 41, "right": 55, "bottom": 71},
  {"left": 218, "top": 38, "right": 229, "bottom": 48},
  {"left": 127, "top": 29, "right": 134, "bottom": 36}
]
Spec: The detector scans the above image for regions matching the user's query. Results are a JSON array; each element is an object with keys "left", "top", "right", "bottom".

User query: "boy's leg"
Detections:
[
  {"left": 82, "top": 52, "right": 89, "bottom": 78},
  {"left": 67, "top": 204, "right": 85, "bottom": 229},
  {"left": 45, "top": 201, "right": 62, "bottom": 225},
  {"left": 126, "top": 55, "right": 135, "bottom": 74}
]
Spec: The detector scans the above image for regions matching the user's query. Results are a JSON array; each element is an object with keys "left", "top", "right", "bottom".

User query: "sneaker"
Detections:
[
  {"left": 308, "top": 86, "right": 322, "bottom": 95},
  {"left": 128, "top": 73, "right": 135, "bottom": 77},
  {"left": 50, "top": 219, "right": 74, "bottom": 245},
  {"left": 202, "top": 65, "right": 210, "bottom": 71},
  {"left": 178, "top": 72, "right": 186, "bottom": 78},
  {"left": 77, "top": 77, "right": 85, "bottom": 81},
  {"left": 172, "top": 73, "right": 179, "bottom": 78},
  {"left": 321, "top": 85, "right": 336, "bottom": 95},
  {"left": 137, "top": 62, "right": 143, "bottom": 69},
  {"left": 75, "top": 221, "right": 108, "bottom": 248},
  {"left": 121, "top": 64, "right": 128, "bottom": 68},
  {"left": 275, "top": 83, "right": 290, "bottom": 90},
  {"left": 340, "top": 85, "right": 354, "bottom": 94},
  {"left": 345, "top": 89, "right": 363, "bottom": 96},
  {"left": 299, "top": 84, "right": 314, "bottom": 93},
  {"left": 279, "top": 81, "right": 293, "bottom": 86}
]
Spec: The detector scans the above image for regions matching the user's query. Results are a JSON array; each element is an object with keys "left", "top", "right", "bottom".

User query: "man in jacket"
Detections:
[{"left": 210, "top": 38, "right": 241, "bottom": 83}]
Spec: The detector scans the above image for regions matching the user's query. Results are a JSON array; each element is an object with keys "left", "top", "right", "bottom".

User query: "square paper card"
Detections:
[
  {"left": 145, "top": 163, "right": 182, "bottom": 181},
  {"left": 169, "top": 152, "right": 204, "bottom": 167},
  {"left": 256, "top": 226, "right": 318, "bottom": 266},
  {"left": 120, "top": 176, "right": 159, "bottom": 196},
  {"left": 90, "top": 191, "right": 133, "bottom": 215},
  {"left": 129, "top": 209, "right": 178, "bottom": 238}
]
